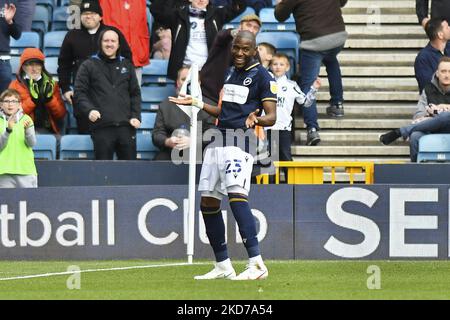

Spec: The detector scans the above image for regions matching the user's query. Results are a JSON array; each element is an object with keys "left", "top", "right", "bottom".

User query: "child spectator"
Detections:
[
  {"left": 266, "top": 53, "right": 320, "bottom": 163},
  {"left": 257, "top": 42, "right": 275, "bottom": 69},
  {"left": 9, "top": 48, "right": 66, "bottom": 135},
  {"left": 0, "top": 88, "right": 37, "bottom": 188}
]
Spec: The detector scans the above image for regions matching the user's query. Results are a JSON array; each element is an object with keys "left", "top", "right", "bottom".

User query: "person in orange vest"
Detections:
[{"left": 99, "top": 0, "right": 150, "bottom": 85}]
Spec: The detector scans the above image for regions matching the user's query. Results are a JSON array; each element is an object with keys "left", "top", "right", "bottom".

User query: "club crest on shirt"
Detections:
[
  {"left": 270, "top": 81, "right": 278, "bottom": 94},
  {"left": 243, "top": 77, "right": 252, "bottom": 86}
]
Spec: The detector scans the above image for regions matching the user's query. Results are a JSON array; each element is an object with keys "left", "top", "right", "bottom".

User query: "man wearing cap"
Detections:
[
  {"left": 58, "top": 0, "right": 132, "bottom": 134},
  {"left": 200, "top": 13, "right": 262, "bottom": 103},
  {"left": 0, "top": 1, "right": 21, "bottom": 92},
  {"left": 150, "top": 0, "right": 246, "bottom": 81}
]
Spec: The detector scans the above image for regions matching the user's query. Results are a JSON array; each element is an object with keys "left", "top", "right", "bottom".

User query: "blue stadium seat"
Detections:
[
  {"left": 10, "top": 56, "right": 20, "bottom": 79},
  {"left": 60, "top": 134, "right": 95, "bottom": 159},
  {"left": 33, "top": 134, "right": 57, "bottom": 160},
  {"left": 259, "top": 8, "right": 295, "bottom": 32},
  {"left": 139, "top": 112, "right": 157, "bottom": 135},
  {"left": 32, "top": 5, "right": 51, "bottom": 35},
  {"left": 136, "top": 133, "right": 158, "bottom": 160},
  {"left": 43, "top": 31, "right": 67, "bottom": 57},
  {"left": 223, "top": 7, "right": 256, "bottom": 29},
  {"left": 256, "top": 31, "right": 300, "bottom": 74},
  {"left": 52, "top": 5, "right": 79, "bottom": 30},
  {"left": 141, "top": 85, "right": 176, "bottom": 111},
  {"left": 417, "top": 134, "right": 450, "bottom": 162},
  {"left": 10, "top": 32, "right": 41, "bottom": 56},
  {"left": 44, "top": 56, "right": 59, "bottom": 77},
  {"left": 59, "top": 0, "right": 71, "bottom": 5},
  {"left": 142, "top": 59, "right": 174, "bottom": 85}
]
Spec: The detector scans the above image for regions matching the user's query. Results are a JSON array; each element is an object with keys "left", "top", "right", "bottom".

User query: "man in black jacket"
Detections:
[
  {"left": 74, "top": 29, "right": 141, "bottom": 160},
  {"left": 57, "top": 0, "right": 132, "bottom": 133},
  {"left": 417, "top": 0, "right": 450, "bottom": 28},
  {"left": 150, "top": 0, "right": 246, "bottom": 80}
]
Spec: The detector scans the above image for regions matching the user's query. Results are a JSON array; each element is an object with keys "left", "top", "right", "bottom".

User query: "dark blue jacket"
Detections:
[
  {"left": 0, "top": 0, "right": 22, "bottom": 54},
  {"left": 212, "top": 0, "right": 271, "bottom": 14},
  {"left": 414, "top": 42, "right": 450, "bottom": 93}
]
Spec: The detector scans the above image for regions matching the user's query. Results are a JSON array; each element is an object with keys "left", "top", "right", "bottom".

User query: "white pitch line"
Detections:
[{"left": 0, "top": 262, "right": 210, "bottom": 282}]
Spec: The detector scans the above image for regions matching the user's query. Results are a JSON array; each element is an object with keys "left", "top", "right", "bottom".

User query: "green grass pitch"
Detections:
[{"left": 0, "top": 260, "right": 449, "bottom": 300}]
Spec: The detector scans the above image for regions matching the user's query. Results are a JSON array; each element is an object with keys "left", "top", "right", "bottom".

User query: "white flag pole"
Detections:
[{"left": 187, "top": 64, "right": 200, "bottom": 264}]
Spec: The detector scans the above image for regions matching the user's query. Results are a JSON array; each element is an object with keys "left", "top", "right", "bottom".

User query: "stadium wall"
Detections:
[{"left": 1, "top": 184, "right": 449, "bottom": 260}]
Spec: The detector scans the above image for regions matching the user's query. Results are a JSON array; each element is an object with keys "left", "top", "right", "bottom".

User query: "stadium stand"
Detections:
[
  {"left": 10, "top": 32, "right": 41, "bottom": 55},
  {"left": 136, "top": 133, "right": 158, "bottom": 160},
  {"left": 33, "top": 134, "right": 58, "bottom": 160},
  {"left": 141, "top": 85, "right": 176, "bottom": 111},
  {"left": 417, "top": 134, "right": 450, "bottom": 162},
  {"left": 223, "top": 6, "right": 255, "bottom": 29},
  {"left": 139, "top": 112, "right": 157, "bottom": 135},
  {"left": 32, "top": 5, "right": 51, "bottom": 36},
  {"left": 44, "top": 56, "right": 59, "bottom": 77},
  {"left": 142, "top": 59, "right": 173, "bottom": 86},
  {"left": 259, "top": 7, "right": 295, "bottom": 32},
  {"left": 51, "top": 5, "right": 70, "bottom": 31},
  {"left": 59, "top": 134, "right": 95, "bottom": 159},
  {"left": 43, "top": 31, "right": 67, "bottom": 57},
  {"left": 10, "top": 56, "right": 20, "bottom": 79}
]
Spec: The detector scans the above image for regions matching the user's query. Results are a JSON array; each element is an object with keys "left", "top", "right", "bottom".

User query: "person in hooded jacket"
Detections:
[
  {"left": 74, "top": 28, "right": 141, "bottom": 160},
  {"left": 9, "top": 48, "right": 66, "bottom": 135}
]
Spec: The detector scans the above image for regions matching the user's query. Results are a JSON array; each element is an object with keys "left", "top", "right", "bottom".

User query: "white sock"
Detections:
[
  {"left": 249, "top": 255, "right": 264, "bottom": 266},
  {"left": 217, "top": 258, "right": 233, "bottom": 270}
]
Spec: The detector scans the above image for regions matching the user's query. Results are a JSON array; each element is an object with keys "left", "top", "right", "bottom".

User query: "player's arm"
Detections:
[
  {"left": 168, "top": 95, "right": 221, "bottom": 118},
  {"left": 246, "top": 100, "right": 277, "bottom": 128}
]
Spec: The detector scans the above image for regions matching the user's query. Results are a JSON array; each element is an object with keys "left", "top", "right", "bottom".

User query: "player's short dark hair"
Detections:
[
  {"left": 257, "top": 42, "right": 276, "bottom": 56},
  {"left": 425, "top": 17, "right": 446, "bottom": 41}
]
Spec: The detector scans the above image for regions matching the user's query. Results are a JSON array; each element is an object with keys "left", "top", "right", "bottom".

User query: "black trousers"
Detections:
[
  {"left": 91, "top": 125, "right": 137, "bottom": 160},
  {"left": 267, "top": 129, "right": 293, "bottom": 162}
]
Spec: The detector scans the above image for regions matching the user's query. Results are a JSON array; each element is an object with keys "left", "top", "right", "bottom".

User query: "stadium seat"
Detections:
[
  {"left": 59, "top": 0, "right": 71, "bottom": 5},
  {"left": 142, "top": 59, "right": 174, "bottom": 86},
  {"left": 59, "top": 134, "right": 95, "bottom": 159},
  {"left": 139, "top": 112, "right": 157, "bottom": 135},
  {"left": 256, "top": 31, "right": 300, "bottom": 75},
  {"left": 64, "top": 103, "right": 78, "bottom": 134},
  {"left": 33, "top": 134, "right": 57, "bottom": 160},
  {"left": 259, "top": 8, "right": 295, "bottom": 32},
  {"left": 52, "top": 5, "right": 79, "bottom": 30},
  {"left": 10, "top": 56, "right": 20, "bottom": 79},
  {"left": 10, "top": 32, "right": 41, "bottom": 56},
  {"left": 44, "top": 56, "right": 59, "bottom": 77},
  {"left": 141, "top": 85, "right": 176, "bottom": 111},
  {"left": 136, "top": 133, "right": 158, "bottom": 160},
  {"left": 43, "top": 31, "right": 67, "bottom": 57},
  {"left": 223, "top": 7, "right": 255, "bottom": 29},
  {"left": 32, "top": 5, "right": 51, "bottom": 35},
  {"left": 417, "top": 134, "right": 450, "bottom": 162}
]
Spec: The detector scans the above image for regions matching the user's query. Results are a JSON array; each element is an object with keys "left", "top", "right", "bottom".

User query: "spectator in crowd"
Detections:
[
  {"left": 9, "top": 48, "right": 66, "bottom": 135},
  {"left": 380, "top": 57, "right": 450, "bottom": 162},
  {"left": 58, "top": 0, "right": 132, "bottom": 134},
  {"left": 200, "top": 13, "right": 261, "bottom": 103},
  {"left": 416, "top": 0, "right": 450, "bottom": 29},
  {"left": 152, "top": 65, "right": 215, "bottom": 160},
  {"left": 275, "top": 0, "right": 348, "bottom": 145},
  {"left": 99, "top": 0, "right": 150, "bottom": 85},
  {"left": 74, "top": 29, "right": 141, "bottom": 160},
  {"left": 14, "top": 0, "right": 36, "bottom": 31},
  {"left": 0, "top": 1, "right": 21, "bottom": 92},
  {"left": 0, "top": 88, "right": 37, "bottom": 188},
  {"left": 212, "top": 0, "right": 271, "bottom": 15},
  {"left": 267, "top": 52, "right": 320, "bottom": 164},
  {"left": 151, "top": 27, "right": 172, "bottom": 60},
  {"left": 257, "top": 42, "right": 275, "bottom": 69},
  {"left": 415, "top": 18, "right": 450, "bottom": 93},
  {"left": 150, "top": 0, "right": 246, "bottom": 81}
]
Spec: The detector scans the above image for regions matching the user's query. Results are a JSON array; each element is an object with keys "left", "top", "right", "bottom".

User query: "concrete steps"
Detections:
[
  {"left": 315, "top": 102, "right": 416, "bottom": 116},
  {"left": 337, "top": 50, "right": 418, "bottom": 66},
  {"left": 291, "top": 145, "right": 410, "bottom": 156},
  {"left": 294, "top": 118, "right": 411, "bottom": 129},
  {"left": 317, "top": 91, "right": 419, "bottom": 101},
  {"left": 319, "top": 66, "right": 415, "bottom": 76},
  {"left": 320, "top": 77, "right": 418, "bottom": 91}
]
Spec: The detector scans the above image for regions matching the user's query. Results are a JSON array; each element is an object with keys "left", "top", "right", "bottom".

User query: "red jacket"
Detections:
[
  {"left": 99, "top": 0, "right": 150, "bottom": 67},
  {"left": 9, "top": 48, "right": 66, "bottom": 134}
]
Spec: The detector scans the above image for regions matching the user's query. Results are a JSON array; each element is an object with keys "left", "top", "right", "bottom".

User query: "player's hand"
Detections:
[
  {"left": 313, "top": 77, "right": 321, "bottom": 89},
  {"left": 130, "top": 118, "right": 141, "bottom": 129},
  {"left": 174, "top": 135, "right": 190, "bottom": 150},
  {"left": 64, "top": 91, "right": 74, "bottom": 105},
  {"left": 246, "top": 109, "right": 259, "bottom": 128},
  {"left": 23, "top": 118, "right": 33, "bottom": 129},
  {"left": 169, "top": 94, "right": 204, "bottom": 109},
  {"left": 88, "top": 110, "right": 101, "bottom": 122}
]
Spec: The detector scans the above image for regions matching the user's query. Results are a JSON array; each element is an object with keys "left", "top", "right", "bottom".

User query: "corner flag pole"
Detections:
[{"left": 187, "top": 64, "right": 200, "bottom": 264}]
